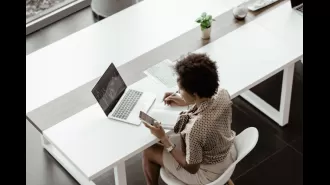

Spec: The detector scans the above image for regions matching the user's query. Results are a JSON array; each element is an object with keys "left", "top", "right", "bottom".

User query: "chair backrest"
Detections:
[{"left": 208, "top": 127, "right": 259, "bottom": 185}]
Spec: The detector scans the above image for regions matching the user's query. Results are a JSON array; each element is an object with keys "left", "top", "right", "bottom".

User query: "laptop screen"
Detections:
[
  {"left": 92, "top": 63, "right": 127, "bottom": 116},
  {"left": 290, "top": 0, "right": 303, "bottom": 8}
]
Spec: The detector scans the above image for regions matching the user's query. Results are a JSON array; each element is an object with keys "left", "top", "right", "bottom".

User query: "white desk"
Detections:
[
  {"left": 239, "top": 1, "right": 303, "bottom": 126},
  {"left": 254, "top": 1, "right": 303, "bottom": 53},
  {"left": 254, "top": 1, "right": 303, "bottom": 64},
  {"left": 43, "top": 18, "right": 302, "bottom": 185},
  {"left": 42, "top": 77, "right": 179, "bottom": 185},
  {"left": 26, "top": 0, "right": 243, "bottom": 114}
]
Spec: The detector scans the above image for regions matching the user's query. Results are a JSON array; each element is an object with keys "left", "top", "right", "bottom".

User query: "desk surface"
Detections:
[
  {"left": 26, "top": 0, "right": 245, "bottom": 114},
  {"left": 27, "top": 0, "right": 291, "bottom": 133},
  {"left": 254, "top": 1, "right": 303, "bottom": 52},
  {"left": 43, "top": 17, "right": 302, "bottom": 180}
]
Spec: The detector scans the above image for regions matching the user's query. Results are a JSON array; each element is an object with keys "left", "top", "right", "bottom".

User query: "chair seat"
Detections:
[
  {"left": 160, "top": 127, "right": 259, "bottom": 185},
  {"left": 160, "top": 167, "right": 186, "bottom": 185}
]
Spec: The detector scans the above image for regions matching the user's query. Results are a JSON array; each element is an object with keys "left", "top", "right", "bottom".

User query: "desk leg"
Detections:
[
  {"left": 240, "top": 63, "right": 295, "bottom": 126},
  {"left": 114, "top": 162, "right": 127, "bottom": 185},
  {"left": 41, "top": 135, "right": 50, "bottom": 145},
  {"left": 40, "top": 134, "right": 96, "bottom": 185}
]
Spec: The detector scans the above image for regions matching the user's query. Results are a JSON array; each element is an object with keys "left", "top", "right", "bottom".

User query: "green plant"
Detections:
[{"left": 195, "top": 12, "right": 215, "bottom": 30}]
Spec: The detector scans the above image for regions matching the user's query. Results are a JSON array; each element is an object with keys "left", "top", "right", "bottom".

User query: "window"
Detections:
[{"left": 26, "top": 0, "right": 91, "bottom": 35}]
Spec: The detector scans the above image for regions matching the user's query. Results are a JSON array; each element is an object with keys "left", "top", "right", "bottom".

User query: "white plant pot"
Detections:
[{"left": 201, "top": 27, "right": 211, "bottom": 40}]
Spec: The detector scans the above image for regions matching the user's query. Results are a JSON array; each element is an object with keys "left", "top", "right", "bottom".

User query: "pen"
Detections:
[
  {"left": 170, "top": 90, "right": 178, "bottom": 97},
  {"left": 163, "top": 90, "right": 179, "bottom": 102}
]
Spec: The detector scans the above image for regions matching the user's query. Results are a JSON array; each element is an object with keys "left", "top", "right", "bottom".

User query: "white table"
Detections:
[
  {"left": 239, "top": 1, "right": 303, "bottom": 126},
  {"left": 42, "top": 16, "right": 302, "bottom": 185},
  {"left": 26, "top": 0, "right": 243, "bottom": 114},
  {"left": 255, "top": 1, "right": 303, "bottom": 64}
]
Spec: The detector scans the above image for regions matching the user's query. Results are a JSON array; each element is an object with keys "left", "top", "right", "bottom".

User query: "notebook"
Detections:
[{"left": 149, "top": 103, "right": 188, "bottom": 130}]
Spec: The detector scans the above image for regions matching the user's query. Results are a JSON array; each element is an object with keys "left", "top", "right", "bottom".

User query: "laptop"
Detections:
[
  {"left": 291, "top": 0, "right": 303, "bottom": 16},
  {"left": 92, "top": 63, "right": 156, "bottom": 125}
]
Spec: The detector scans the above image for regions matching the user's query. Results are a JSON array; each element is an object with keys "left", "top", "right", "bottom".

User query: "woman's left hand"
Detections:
[{"left": 143, "top": 121, "right": 166, "bottom": 140}]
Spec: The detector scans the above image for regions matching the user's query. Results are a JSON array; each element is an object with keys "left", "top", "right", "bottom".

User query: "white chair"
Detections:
[{"left": 160, "top": 127, "right": 259, "bottom": 185}]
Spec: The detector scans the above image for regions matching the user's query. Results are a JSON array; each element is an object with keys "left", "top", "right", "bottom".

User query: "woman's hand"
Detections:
[
  {"left": 143, "top": 121, "right": 166, "bottom": 140},
  {"left": 163, "top": 92, "right": 187, "bottom": 107}
]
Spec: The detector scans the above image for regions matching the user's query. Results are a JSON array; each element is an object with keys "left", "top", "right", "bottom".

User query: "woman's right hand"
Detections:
[{"left": 163, "top": 92, "right": 187, "bottom": 106}]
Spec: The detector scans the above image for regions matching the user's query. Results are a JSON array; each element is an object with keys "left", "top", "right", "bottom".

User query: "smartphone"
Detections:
[{"left": 139, "top": 111, "right": 157, "bottom": 126}]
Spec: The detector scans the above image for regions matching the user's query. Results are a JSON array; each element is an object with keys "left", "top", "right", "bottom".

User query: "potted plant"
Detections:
[{"left": 195, "top": 12, "right": 215, "bottom": 40}]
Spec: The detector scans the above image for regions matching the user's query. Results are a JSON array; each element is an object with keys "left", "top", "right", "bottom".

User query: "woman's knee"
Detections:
[
  {"left": 143, "top": 146, "right": 153, "bottom": 160},
  {"left": 143, "top": 144, "right": 163, "bottom": 164}
]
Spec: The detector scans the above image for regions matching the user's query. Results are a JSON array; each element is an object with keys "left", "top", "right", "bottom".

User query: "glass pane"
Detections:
[{"left": 26, "top": 0, "right": 77, "bottom": 23}]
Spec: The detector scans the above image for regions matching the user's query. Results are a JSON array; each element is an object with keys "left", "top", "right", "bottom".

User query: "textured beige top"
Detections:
[{"left": 174, "top": 88, "right": 236, "bottom": 165}]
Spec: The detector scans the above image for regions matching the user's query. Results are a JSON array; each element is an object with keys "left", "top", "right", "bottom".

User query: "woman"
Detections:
[{"left": 142, "top": 53, "right": 237, "bottom": 185}]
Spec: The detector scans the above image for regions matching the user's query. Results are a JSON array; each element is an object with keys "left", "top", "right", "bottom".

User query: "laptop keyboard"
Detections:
[{"left": 112, "top": 89, "right": 143, "bottom": 120}]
